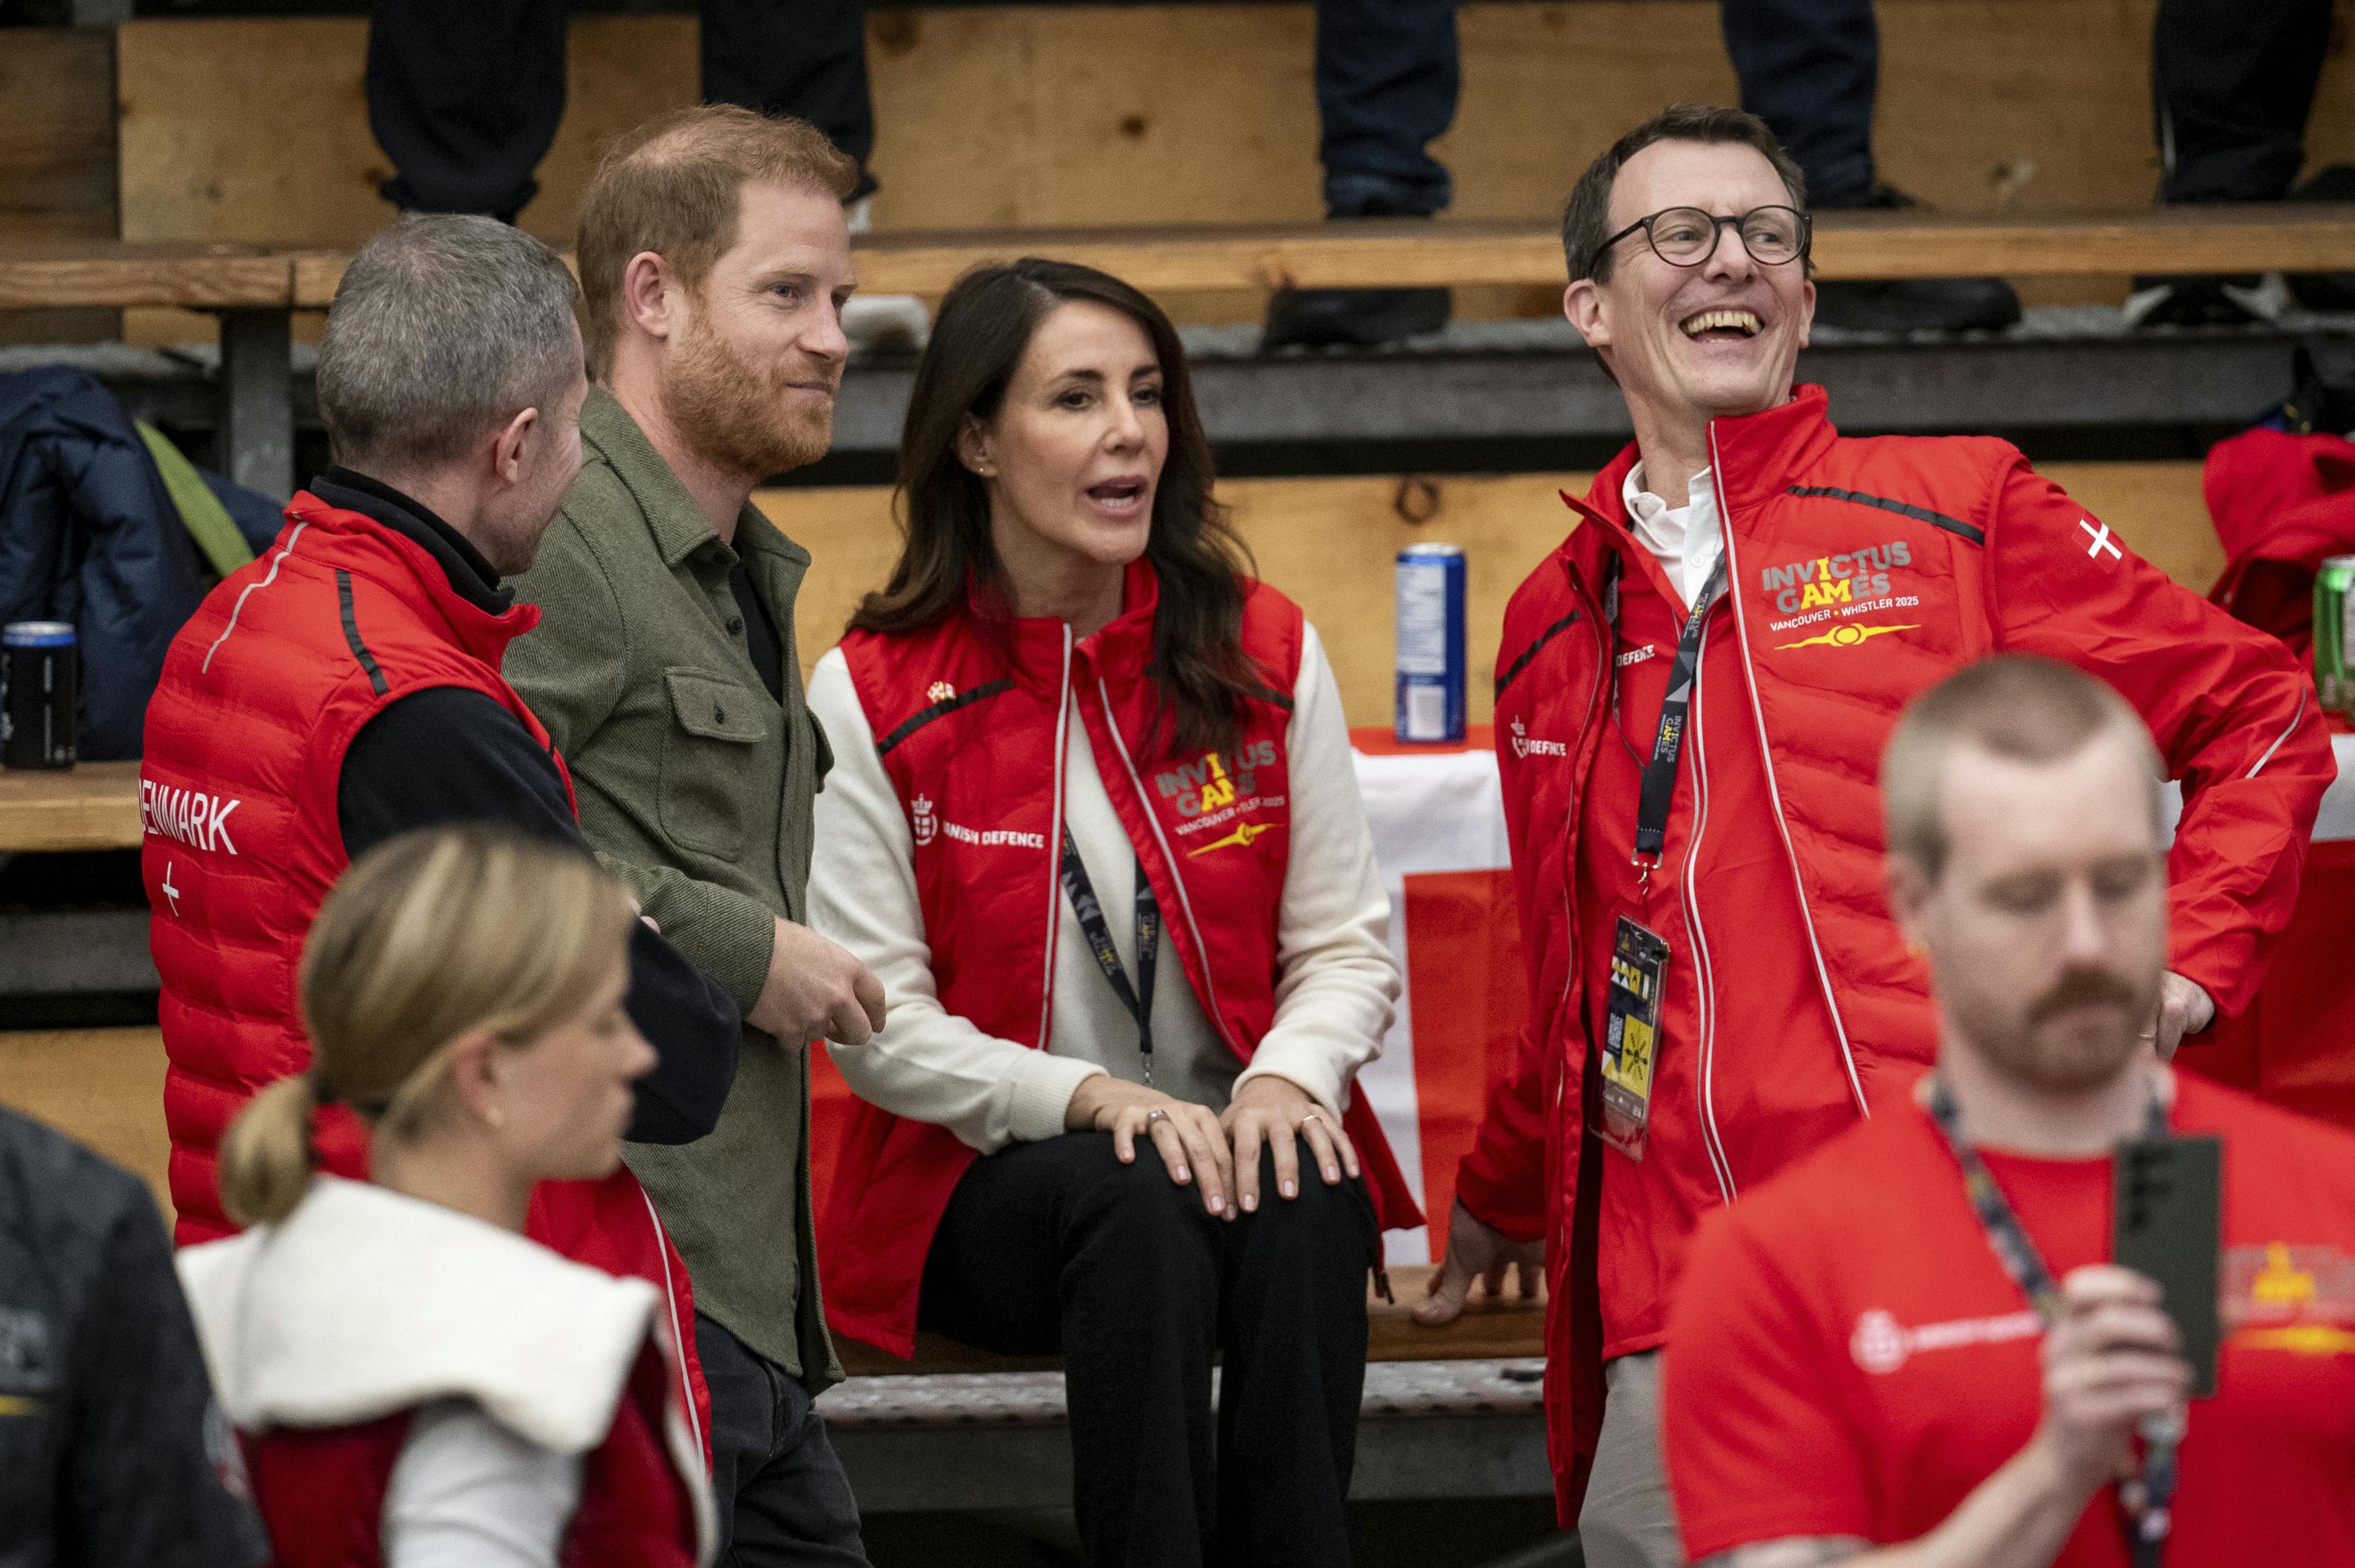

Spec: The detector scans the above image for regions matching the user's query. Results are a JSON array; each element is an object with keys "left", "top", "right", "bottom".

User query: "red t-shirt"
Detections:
[{"left": 1663, "top": 1071, "right": 2355, "bottom": 1563}]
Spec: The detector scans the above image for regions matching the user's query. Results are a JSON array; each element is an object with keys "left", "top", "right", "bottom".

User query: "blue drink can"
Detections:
[
  {"left": 2, "top": 621, "right": 78, "bottom": 771},
  {"left": 1395, "top": 543, "right": 1466, "bottom": 743}
]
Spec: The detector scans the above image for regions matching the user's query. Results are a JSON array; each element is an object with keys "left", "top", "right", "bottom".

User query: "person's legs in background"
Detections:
[
  {"left": 1264, "top": 0, "right": 1460, "bottom": 349},
  {"left": 701, "top": 0, "right": 878, "bottom": 200},
  {"left": 1213, "top": 1140, "right": 1376, "bottom": 1568},
  {"left": 703, "top": 0, "right": 929, "bottom": 350},
  {"left": 2134, "top": 0, "right": 2339, "bottom": 324},
  {"left": 1719, "top": 0, "right": 2020, "bottom": 334},
  {"left": 366, "top": 0, "right": 570, "bottom": 221},
  {"left": 920, "top": 1134, "right": 1223, "bottom": 1568},
  {"left": 1719, "top": 0, "right": 1876, "bottom": 208},
  {"left": 694, "top": 1315, "right": 871, "bottom": 1567}
]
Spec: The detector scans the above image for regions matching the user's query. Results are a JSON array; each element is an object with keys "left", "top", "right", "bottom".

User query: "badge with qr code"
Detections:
[{"left": 1597, "top": 915, "right": 1670, "bottom": 1159}]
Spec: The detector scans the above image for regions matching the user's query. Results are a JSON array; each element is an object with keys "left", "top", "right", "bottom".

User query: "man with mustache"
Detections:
[
  {"left": 1661, "top": 655, "right": 2355, "bottom": 1566},
  {"left": 505, "top": 106, "right": 883, "bottom": 1565},
  {"left": 1412, "top": 104, "right": 2336, "bottom": 1566}
]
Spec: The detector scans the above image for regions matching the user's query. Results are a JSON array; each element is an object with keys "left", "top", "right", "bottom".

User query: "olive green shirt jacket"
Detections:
[{"left": 506, "top": 387, "right": 839, "bottom": 1389}]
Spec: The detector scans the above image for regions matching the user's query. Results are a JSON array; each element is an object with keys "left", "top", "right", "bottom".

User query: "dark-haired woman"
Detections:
[{"left": 807, "top": 259, "right": 1422, "bottom": 1567}]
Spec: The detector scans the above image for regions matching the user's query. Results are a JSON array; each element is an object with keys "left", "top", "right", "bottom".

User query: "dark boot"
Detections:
[
  {"left": 1809, "top": 186, "right": 2023, "bottom": 334},
  {"left": 2123, "top": 272, "right": 2289, "bottom": 328},
  {"left": 1264, "top": 191, "right": 1452, "bottom": 351},
  {"left": 1262, "top": 279, "right": 1451, "bottom": 350},
  {"left": 2287, "top": 165, "right": 2355, "bottom": 312}
]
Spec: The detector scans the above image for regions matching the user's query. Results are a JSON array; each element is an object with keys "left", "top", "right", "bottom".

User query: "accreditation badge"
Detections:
[{"left": 1597, "top": 914, "right": 1669, "bottom": 1160}]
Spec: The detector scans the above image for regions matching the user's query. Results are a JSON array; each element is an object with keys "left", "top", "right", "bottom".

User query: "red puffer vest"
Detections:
[
  {"left": 141, "top": 494, "right": 709, "bottom": 1439},
  {"left": 243, "top": 1347, "right": 700, "bottom": 1568},
  {"left": 819, "top": 561, "right": 1422, "bottom": 1355}
]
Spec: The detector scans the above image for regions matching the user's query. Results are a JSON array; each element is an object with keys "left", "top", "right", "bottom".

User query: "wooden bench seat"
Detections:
[
  {"left": 825, "top": 1356, "right": 1554, "bottom": 1510},
  {"left": 5, "top": 206, "right": 2350, "bottom": 499},
  {"left": 835, "top": 1263, "right": 1546, "bottom": 1377},
  {"left": 0, "top": 242, "right": 293, "bottom": 312},
  {"left": 0, "top": 760, "right": 144, "bottom": 854},
  {"left": 276, "top": 206, "right": 2355, "bottom": 308}
]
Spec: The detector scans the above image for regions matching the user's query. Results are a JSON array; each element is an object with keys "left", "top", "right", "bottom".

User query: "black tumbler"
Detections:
[{"left": 1, "top": 622, "right": 78, "bottom": 770}]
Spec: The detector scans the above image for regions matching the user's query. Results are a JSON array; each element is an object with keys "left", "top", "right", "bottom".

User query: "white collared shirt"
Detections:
[{"left": 1623, "top": 462, "right": 1724, "bottom": 609}]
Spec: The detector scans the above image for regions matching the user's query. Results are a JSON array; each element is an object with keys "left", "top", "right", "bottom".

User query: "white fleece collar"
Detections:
[{"left": 177, "top": 1178, "right": 660, "bottom": 1455}]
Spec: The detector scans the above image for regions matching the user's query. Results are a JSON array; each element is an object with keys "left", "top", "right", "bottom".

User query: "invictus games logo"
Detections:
[
  {"left": 910, "top": 793, "right": 937, "bottom": 846},
  {"left": 1156, "top": 742, "right": 1277, "bottom": 817},
  {"left": 1760, "top": 540, "right": 1912, "bottom": 614}
]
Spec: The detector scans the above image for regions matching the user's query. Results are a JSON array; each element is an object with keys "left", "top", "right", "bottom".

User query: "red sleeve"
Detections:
[
  {"left": 1662, "top": 1208, "right": 1875, "bottom": 1555},
  {"left": 1453, "top": 1011, "right": 1553, "bottom": 1242},
  {"left": 1987, "top": 456, "right": 2337, "bottom": 1016},
  {"left": 1452, "top": 687, "right": 1557, "bottom": 1243}
]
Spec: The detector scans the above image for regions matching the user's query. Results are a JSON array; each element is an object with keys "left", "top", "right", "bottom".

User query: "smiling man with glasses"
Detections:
[{"left": 1408, "top": 103, "right": 2335, "bottom": 1567}]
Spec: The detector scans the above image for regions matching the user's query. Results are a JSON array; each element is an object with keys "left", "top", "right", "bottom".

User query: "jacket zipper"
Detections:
[
  {"left": 1681, "top": 602, "right": 1737, "bottom": 1202},
  {"left": 637, "top": 1187, "right": 704, "bottom": 1460},
  {"left": 1039, "top": 628, "right": 1073, "bottom": 1049},
  {"left": 1093, "top": 677, "right": 1238, "bottom": 1052},
  {"left": 1707, "top": 426, "right": 1870, "bottom": 1118}
]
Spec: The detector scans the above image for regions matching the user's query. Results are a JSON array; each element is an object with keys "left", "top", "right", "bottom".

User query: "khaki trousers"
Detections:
[{"left": 1575, "top": 1351, "right": 1685, "bottom": 1568}]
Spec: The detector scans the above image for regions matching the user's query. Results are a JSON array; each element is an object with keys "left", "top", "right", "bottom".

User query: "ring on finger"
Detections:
[
  {"left": 1145, "top": 1108, "right": 1168, "bottom": 1125},
  {"left": 1298, "top": 1113, "right": 1322, "bottom": 1129}
]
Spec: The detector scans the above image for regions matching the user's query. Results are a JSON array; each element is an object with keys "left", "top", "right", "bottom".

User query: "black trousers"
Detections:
[
  {"left": 1722, "top": 0, "right": 2336, "bottom": 209},
  {"left": 918, "top": 1131, "right": 1379, "bottom": 1568},
  {"left": 1719, "top": 0, "right": 1881, "bottom": 206},
  {"left": 2153, "top": 0, "right": 2332, "bottom": 203},
  {"left": 1314, "top": 0, "right": 1461, "bottom": 217},
  {"left": 694, "top": 1313, "right": 871, "bottom": 1567},
  {"left": 364, "top": 0, "right": 876, "bottom": 221}
]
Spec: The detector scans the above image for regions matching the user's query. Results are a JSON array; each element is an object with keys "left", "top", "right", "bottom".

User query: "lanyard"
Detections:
[
  {"left": 1057, "top": 825, "right": 1161, "bottom": 1085},
  {"left": 1621, "top": 554, "right": 1727, "bottom": 892},
  {"left": 1924, "top": 1075, "right": 2178, "bottom": 1568}
]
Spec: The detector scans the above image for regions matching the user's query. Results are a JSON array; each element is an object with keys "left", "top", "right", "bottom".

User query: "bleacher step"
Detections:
[{"left": 825, "top": 1358, "right": 1552, "bottom": 1511}]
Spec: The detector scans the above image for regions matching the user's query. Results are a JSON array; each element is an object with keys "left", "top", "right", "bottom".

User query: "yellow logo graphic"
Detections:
[
  {"left": 1188, "top": 821, "right": 1273, "bottom": 857},
  {"left": 1194, "top": 752, "right": 1237, "bottom": 813},
  {"left": 2225, "top": 1242, "right": 2355, "bottom": 1356},
  {"left": 1778, "top": 621, "right": 1919, "bottom": 651},
  {"left": 2254, "top": 1242, "right": 2318, "bottom": 1308},
  {"left": 927, "top": 680, "right": 956, "bottom": 702}
]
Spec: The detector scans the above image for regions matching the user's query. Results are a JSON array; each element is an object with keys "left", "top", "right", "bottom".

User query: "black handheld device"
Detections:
[{"left": 2113, "top": 1133, "right": 2224, "bottom": 1398}]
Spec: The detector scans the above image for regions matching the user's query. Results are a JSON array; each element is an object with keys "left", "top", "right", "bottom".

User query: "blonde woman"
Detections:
[{"left": 177, "top": 826, "right": 715, "bottom": 1568}]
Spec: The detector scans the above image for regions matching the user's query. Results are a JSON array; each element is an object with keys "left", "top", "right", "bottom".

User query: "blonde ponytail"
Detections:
[
  {"left": 213, "top": 826, "right": 637, "bottom": 1231},
  {"left": 218, "top": 1074, "right": 322, "bottom": 1227}
]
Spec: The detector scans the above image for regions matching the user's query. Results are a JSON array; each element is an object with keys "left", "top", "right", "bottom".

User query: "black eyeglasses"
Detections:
[{"left": 1594, "top": 206, "right": 1812, "bottom": 272}]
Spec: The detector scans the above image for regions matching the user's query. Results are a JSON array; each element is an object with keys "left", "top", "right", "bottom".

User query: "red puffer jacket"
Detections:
[
  {"left": 2204, "top": 425, "right": 2355, "bottom": 658},
  {"left": 819, "top": 561, "right": 1421, "bottom": 1355},
  {"left": 141, "top": 494, "right": 709, "bottom": 1447},
  {"left": 1456, "top": 387, "right": 2337, "bottom": 1519}
]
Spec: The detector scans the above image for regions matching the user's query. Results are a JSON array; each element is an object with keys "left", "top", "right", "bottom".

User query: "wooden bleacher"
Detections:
[
  {"left": 5, "top": 204, "right": 2353, "bottom": 501},
  {"left": 0, "top": 760, "right": 142, "bottom": 854}
]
